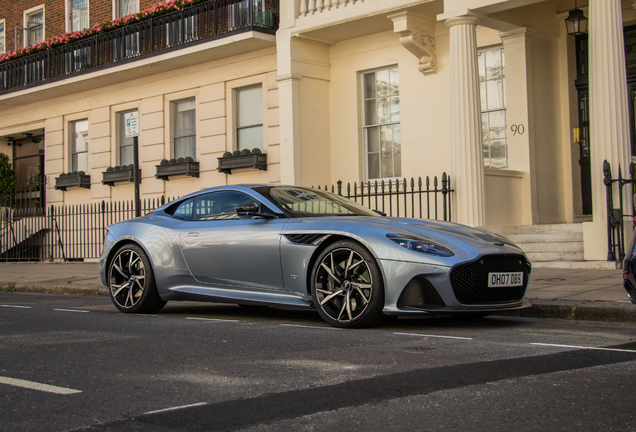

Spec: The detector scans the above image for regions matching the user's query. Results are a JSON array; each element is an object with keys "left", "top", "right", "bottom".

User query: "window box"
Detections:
[
  {"left": 155, "top": 161, "right": 200, "bottom": 181},
  {"left": 217, "top": 153, "right": 267, "bottom": 174},
  {"left": 102, "top": 168, "right": 142, "bottom": 186},
  {"left": 54, "top": 174, "right": 91, "bottom": 191}
]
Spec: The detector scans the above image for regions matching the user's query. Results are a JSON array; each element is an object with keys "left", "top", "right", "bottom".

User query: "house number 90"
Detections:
[{"left": 511, "top": 124, "right": 525, "bottom": 136}]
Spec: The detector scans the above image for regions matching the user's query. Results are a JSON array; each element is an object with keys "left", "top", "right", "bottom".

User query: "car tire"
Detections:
[
  {"left": 108, "top": 244, "right": 166, "bottom": 314},
  {"left": 311, "top": 240, "right": 384, "bottom": 328}
]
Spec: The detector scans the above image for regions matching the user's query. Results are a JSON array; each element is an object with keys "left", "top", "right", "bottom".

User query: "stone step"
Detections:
[
  {"left": 525, "top": 251, "right": 584, "bottom": 262},
  {"left": 531, "top": 260, "right": 620, "bottom": 269},
  {"left": 486, "top": 223, "right": 583, "bottom": 235},
  {"left": 505, "top": 232, "right": 584, "bottom": 243},
  {"left": 517, "top": 241, "right": 583, "bottom": 253}
]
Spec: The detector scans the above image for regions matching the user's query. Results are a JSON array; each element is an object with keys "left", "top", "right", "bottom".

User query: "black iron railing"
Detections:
[
  {"left": 0, "top": 0, "right": 279, "bottom": 95},
  {"left": 603, "top": 160, "right": 635, "bottom": 262},
  {"left": 317, "top": 174, "right": 454, "bottom": 221}
]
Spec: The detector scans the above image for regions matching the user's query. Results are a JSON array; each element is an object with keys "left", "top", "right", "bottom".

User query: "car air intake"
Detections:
[
  {"left": 397, "top": 276, "right": 445, "bottom": 310},
  {"left": 449, "top": 254, "right": 530, "bottom": 304}
]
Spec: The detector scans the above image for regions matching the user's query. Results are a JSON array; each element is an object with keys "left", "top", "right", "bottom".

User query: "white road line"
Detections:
[
  {"left": 0, "top": 376, "right": 82, "bottom": 395},
  {"left": 394, "top": 332, "right": 473, "bottom": 340},
  {"left": 280, "top": 324, "right": 338, "bottom": 330},
  {"left": 530, "top": 343, "right": 636, "bottom": 353},
  {"left": 53, "top": 309, "right": 89, "bottom": 313},
  {"left": 185, "top": 317, "right": 239, "bottom": 322},
  {"left": 144, "top": 402, "right": 207, "bottom": 415},
  {"left": 0, "top": 305, "right": 31, "bottom": 309}
]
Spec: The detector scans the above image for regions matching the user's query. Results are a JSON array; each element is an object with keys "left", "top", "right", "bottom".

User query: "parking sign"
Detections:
[{"left": 124, "top": 111, "right": 140, "bottom": 138}]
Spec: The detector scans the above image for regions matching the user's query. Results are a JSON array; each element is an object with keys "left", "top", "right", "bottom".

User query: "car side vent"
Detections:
[
  {"left": 397, "top": 276, "right": 445, "bottom": 310},
  {"left": 284, "top": 234, "right": 329, "bottom": 245}
]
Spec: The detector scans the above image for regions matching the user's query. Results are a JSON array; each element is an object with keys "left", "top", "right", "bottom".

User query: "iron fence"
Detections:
[
  {"left": 602, "top": 160, "right": 635, "bottom": 262},
  {"left": 317, "top": 174, "right": 453, "bottom": 221},
  {"left": 0, "top": 174, "right": 453, "bottom": 261},
  {"left": 0, "top": 0, "right": 279, "bottom": 94}
]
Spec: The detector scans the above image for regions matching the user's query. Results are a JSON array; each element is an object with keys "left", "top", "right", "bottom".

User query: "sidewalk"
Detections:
[{"left": 1, "top": 262, "right": 635, "bottom": 323}]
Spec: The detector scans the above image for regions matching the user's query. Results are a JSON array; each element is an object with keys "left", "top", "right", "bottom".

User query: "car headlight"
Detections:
[{"left": 387, "top": 234, "right": 454, "bottom": 257}]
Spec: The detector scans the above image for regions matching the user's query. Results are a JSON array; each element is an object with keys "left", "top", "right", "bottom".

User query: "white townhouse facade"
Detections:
[{"left": 1, "top": 0, "right": 635, "bottom": 263}]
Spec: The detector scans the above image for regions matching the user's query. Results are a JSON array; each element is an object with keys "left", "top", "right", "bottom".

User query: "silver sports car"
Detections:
[{"left": 99, "top": 185, "right": 531, "bottom": 328}]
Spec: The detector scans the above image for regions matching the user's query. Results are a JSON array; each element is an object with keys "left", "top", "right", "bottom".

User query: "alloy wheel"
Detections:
[{"left": 109, "top": 249, "right": 146, "bottom": 309}]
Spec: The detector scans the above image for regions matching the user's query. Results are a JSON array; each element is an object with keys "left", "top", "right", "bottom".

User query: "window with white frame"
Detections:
[
  {"left": 69, "top": 0, "right": 88, "bottom": 31},
  {"left": 236, "top": 84, "right": 263, "bottom": 152},
  {"left": 363, "top": 66, "right": 401, "bottom": 181},
  {"left": 71, "top": 119, "right": 89, "bottom": 172},
  {"left": 118, "top": 110, "right": 137, "bottom": 167},
  {"left": 116, "top": 0, "right": 139, "bottom": 17},
  {"left": 478, "top": 46, "right": 507, "bottom": 169},
  {"left": 0, "top": 21, "right": 5, "bottom": 53},
  {"left": 173, "top": 98, "right": 196, "bottom": 160},
  {"left": 25, "top": 8, "right": 44, "bottom": 46}
]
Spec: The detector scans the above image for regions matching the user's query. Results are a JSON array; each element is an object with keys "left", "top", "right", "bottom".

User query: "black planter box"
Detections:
[
  {"left": 217, "top": 153, "right": 267, "bottom": 174},
  {"left": 102, "top": 168, "right": 142, "bottom": 186},
  {"left": 54, "top": 175, "right": 91, "bottom": 191},
  {"left": 155, "top": 161, "right": 200, "bottom": 181}
]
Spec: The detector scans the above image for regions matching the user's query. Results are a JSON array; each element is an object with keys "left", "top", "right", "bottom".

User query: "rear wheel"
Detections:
[
  {"left": 108, "top": 244, "right": 166, "bottom": 314},
  {"left": 311, "top": 240, "right": 384, "bottom": 328}
]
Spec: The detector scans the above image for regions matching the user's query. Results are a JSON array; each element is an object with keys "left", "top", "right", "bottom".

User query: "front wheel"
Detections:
[
  {"left": 108, "top": 244, "right": 166, "bottom": 314},
  {"left": 311, "top": 241, "right": 384, "bottom": 328}
]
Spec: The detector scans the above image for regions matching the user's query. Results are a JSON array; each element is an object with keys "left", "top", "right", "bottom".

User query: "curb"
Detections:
[
  {"left": 0, "top": 284, "right": 108, "bottom": 297},
  {"left": 494, "top": 300, "right": 636, "bottom": 323}
]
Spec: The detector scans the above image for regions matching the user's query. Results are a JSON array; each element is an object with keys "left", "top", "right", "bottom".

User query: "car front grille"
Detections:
[{"left": 449, "top": 254, "right": 530, "bottom": 305}]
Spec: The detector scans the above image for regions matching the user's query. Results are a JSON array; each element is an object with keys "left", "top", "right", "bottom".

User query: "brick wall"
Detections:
[{"left": 0, "top": 0, "right": 160, "bottom": 52}]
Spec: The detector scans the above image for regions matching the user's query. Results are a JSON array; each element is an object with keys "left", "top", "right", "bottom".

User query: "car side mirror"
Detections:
[{"left": 236, "top": 202, "right": 276, "bottom": 219}]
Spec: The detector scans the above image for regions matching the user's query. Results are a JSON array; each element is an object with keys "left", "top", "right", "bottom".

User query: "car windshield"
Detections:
[{"left": 253, "top": 186, "right": 378, "bottom": 218}]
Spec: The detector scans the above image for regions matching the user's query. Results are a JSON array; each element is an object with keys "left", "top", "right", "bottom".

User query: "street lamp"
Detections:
[{"left": 565, "top": 0, "right": 588, "bottom": 36}]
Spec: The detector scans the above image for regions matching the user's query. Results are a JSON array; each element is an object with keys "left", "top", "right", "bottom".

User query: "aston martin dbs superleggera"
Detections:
[{"left": 99, "top": 184, "right": 531, "bottom": 328}]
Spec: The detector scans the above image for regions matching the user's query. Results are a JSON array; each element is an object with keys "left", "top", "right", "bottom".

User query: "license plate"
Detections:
[{"left": 488, "top": 272, "right": 523, "bottom": 288}]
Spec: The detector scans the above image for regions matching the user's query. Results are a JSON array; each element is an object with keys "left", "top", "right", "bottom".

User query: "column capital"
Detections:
[{"left": 444, "top": 15, "right": 481, "bottom": 28}]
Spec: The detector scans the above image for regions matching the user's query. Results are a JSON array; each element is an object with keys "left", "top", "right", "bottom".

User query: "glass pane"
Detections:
[
  {"left": 393, "top": 124, "right": 401, "bottom": 177},
  {"left": 73, "top": 120, "right": 88, "bottom": 153},
  {"left": 118, "top": 0, "right": 139, "bottom": 16},
  {"left": 477, "top": 51, "right": 485, "bottom": 81},
  {"left": 237, "top": 126, "right": 263, "bottom": 151},
  {"left": 381, "top": 152, "right": 393, "bottom": 178},
  {"left": 481, "top": 112, "right": 489, "bottom": 141},
  {"left": 365, "top": 99, "right": 376, "bottom": 126},
  {"left": 389, "top": 67, "right": 399, "bottom": 96},
  {"left": 490, "top": 140, "right": 507, "bottom": 169},
  {"left": 489, "top": 111, "right": 507, "bottom": 139},
  {"left": 380, "top": 125, "right": 392, "bottom": 152},
  {"left": 486, "top": 49, "right": 502, "bottom": 80},
  {"left": 483, "top": 141, "right": 491, "bottom": 168},
  {"left": 390, "top": 97, "right": 400, "bottom": 122},
  {"left": 237, "top": 85, "right": 263, "bottom": 128},
  {"left": 486, "top": 81, "right": 504, "bottom": 110},
  {"left": 368, "top": 153, "right": 380, "bottom": 180},
  {"left": 174, "top": 136, "right": 196, "bottom": 159},
  {"left": 480, "top": 82, "right": 487, "bottom": 111},
  {"left": 76, "top": 152, "right": 88, "bottom": 173},
  {"left": 364, "top": 73, "right": 375, "bottom": 98},
  {"left": 367, "top": 127, "right": 379, "bottom": 153},
  {"left": 377, "top": 97, "right": 390, "bottom": 124},
  {"left": 175, "top": 98, "right": 196, "bottom": 140},
  {"left": 376, "top": 69, "right": 390, "bottom": 98},
  {"left": 120, "top": 145, "right": 134, "bottom": 166}
]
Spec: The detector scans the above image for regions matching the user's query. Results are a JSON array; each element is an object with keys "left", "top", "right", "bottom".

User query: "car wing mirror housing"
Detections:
[{"left": 236, "top": 202, "right": 276, "bottom": 219}]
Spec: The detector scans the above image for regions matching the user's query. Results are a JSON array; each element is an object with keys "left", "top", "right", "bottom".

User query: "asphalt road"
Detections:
[{"left": 1, "top": 292, "right": 635, "bottom": 432}]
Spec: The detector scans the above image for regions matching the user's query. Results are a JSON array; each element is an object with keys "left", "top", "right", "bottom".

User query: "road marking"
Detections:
[
  {"left": 186, "top": 317, "right": 239, "bottom": 322},
  {"left": 144, "top": 402, "right": 207, "bottom": 415},
  {"left": 0, "top": 376, "right": 82, "bottom": 394},
  {"left": 394, "top": 332, "right": 473, "bottom": 340},
  {"left": 53, "top": 309, "right": 89, "bottom": 313},
  {"left": 280, "top": 324, "right": 338, "bottom": 330},
  {"left": 530, "top": 343, "right": 636, "bottom": 353},
  {"left": 0, "top": 305, "right": 31, "bottom": 309}
]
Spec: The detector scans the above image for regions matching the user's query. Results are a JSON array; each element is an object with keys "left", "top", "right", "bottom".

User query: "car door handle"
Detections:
[{"left": 187, "top": 232, "right": 199, "bottom": 237}]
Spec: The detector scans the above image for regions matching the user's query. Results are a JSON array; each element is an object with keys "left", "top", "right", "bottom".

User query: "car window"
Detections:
[
  {"left": 174, "top": 198, "right": 194, "bottom": 220},
  {"left": 193, "top": 191, "right": 257, "bottom": 221}
]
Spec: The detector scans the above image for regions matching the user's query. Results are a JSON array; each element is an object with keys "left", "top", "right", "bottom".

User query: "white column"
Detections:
[
  {"left": 445, "top": 16, "right": 485, "bottom": 227},
  {"left": 589, "top": 0, "right": 631, "bottom": 223}
]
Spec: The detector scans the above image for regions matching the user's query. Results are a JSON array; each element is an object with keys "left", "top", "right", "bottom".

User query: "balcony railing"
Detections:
[
  {"left": 298, "top": 0, "right": 363, "bottom": 17},
  {"left": 0, "top": 0, "right": 279, "bottom": 95}
]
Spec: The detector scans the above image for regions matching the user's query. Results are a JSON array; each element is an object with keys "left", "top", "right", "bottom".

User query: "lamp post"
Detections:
[{"left": 565, "top": 0, "right": 588, "bottom": 36}]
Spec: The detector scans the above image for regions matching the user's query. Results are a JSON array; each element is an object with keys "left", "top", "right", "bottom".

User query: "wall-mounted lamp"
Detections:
[
  {"left": 565, "top": 0, "right": 588, "bottom": 36},
  {"left": 5, "top": 137, "right": 14, "bottom": 146}
]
